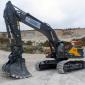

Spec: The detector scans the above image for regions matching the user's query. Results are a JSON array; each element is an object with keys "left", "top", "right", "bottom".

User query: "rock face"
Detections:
[{"left": 0, "top": 28, "right": 85, "bottom": 42}]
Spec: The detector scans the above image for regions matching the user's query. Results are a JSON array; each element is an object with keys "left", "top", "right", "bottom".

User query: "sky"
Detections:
[{"left": 0, "top": 0, "right": 85, "bottom": 32}]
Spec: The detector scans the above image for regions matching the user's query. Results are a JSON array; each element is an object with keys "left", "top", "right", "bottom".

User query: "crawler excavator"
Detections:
[{"left": 2, "top": 1, "right": 85, "bottom": 79}]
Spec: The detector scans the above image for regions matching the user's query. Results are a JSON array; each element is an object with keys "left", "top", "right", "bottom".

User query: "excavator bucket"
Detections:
[{"left": 2, "top": 58, "right": 31, "bottom": 79}]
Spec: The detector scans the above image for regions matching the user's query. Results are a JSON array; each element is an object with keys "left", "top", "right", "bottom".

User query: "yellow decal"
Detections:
[{"left": 69, "top": 47, "right": 80, "bottom": 56}]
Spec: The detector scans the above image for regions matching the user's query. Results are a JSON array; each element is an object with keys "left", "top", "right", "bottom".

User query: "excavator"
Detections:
[{"left": 2, "top": 1, "right": 85, "bottom": 79}]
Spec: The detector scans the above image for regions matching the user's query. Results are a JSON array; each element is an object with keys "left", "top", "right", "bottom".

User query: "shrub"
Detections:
[
  {"left": 0, "top": 38, "right": 9, "bottom": 44},
  {"left": 25, "top": 41, "right": 33, "bottom": 45},
  {"left": 42, "top": 40, "right": 49, "bottom": 47}
]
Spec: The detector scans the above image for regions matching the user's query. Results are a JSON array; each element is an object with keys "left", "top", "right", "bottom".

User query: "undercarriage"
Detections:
[{"left": 36, "top": 59, "right": 85, "bottom": 74}]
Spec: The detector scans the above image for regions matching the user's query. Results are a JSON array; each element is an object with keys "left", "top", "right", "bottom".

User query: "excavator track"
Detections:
[
  {"left": 36, "top": 59, "right": 85, "bottom": 74},
  {"left": 57, "top": 59, "right": 85, "bottom": 74},
  {"left": 36, "top": 60, "right": 57, "bottom": 71}
]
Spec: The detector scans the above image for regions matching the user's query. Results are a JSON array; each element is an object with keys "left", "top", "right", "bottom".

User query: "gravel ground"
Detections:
[{"left": 0, "top": 50, "right": 85, "bottom": 85}]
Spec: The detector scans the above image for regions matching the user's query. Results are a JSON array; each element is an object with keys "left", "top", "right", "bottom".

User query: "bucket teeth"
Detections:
[
  {"left": 2, "top": 58, "right": 31, "bottom": 79},
  {"left": 11, "top": 73, "right": 31, "bottom": 79}
]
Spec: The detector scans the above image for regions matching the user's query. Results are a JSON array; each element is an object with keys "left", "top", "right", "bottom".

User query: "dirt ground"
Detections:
[{"left": 0, "top": 50, "right": 85, "bottom": 85}]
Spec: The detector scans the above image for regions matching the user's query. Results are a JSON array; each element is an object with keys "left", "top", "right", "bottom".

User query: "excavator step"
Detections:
[
  {"left": 2, "top": 58, "right": 32, "bottom": 79},
  {"left": 57, "top": 60, "right": 85, "bottom": 74}
]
